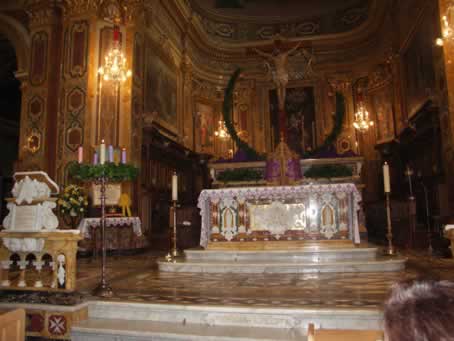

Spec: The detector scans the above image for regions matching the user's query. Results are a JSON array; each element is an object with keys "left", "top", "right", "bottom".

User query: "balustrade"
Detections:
[{"left": 0, "top": 231, "right": 81, "bottom": 292}]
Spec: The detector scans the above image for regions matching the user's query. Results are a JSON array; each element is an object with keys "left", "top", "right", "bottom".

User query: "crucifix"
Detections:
[{"left": 253, "top": 38, "right": 306, "bottom": 140}]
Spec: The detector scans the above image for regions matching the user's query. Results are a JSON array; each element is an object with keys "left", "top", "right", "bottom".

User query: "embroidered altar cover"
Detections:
[{"left": 198, "top": 183, "right": 361, "bottom": 248}]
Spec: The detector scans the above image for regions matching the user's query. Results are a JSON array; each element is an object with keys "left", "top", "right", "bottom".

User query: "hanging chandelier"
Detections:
[
  {"left": 436, "top": 6, "right": 454, "bottom": 46},
  {"left": 353, "top": 106, "right": 374, "bottom": 133},
  {"left": 214, "top": 120, "right": 230, "bottom": 139},
  {"left": 98, "top": 26, "right": 132, "bottom": 83}
]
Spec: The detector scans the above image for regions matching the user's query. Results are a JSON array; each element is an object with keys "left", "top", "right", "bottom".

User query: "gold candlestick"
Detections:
[{"left": 165, "top": 200, "right": 180, "bottom": 261}]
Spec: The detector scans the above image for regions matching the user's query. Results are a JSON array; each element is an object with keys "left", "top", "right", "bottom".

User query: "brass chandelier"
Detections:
[{"left": 353, "top": 106, "right": 374, "bottom": 133}]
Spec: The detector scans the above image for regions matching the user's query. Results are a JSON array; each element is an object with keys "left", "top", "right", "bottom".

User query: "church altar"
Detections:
[{"left": 198, "top": 183, "right": 361, "bottom": 249}]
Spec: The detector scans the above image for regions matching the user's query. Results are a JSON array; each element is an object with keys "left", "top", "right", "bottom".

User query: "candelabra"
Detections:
[
  {"left": 214, "top": 120, "right": 230, "bottom": 140},
  {"left": 436, "top": 6, "right": 454, "bottom": 46},
  {"left": 92, "top": 174, "right": 113, "bottom": 297},
  {"left": 353, "top": 106, "right": 374, "bottom": 133}
]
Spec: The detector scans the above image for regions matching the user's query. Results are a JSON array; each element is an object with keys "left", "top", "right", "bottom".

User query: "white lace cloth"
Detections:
[
  {"left": 197, "top": 183, "right": 361, "bottom": 248},
  {"left": 78, "top": 217, "right": 142, "bottom": 239}
]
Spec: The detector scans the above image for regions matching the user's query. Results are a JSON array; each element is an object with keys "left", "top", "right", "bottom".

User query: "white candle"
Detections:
[
  {"left": 77, "top": 145, "right": 83, "bottom": 163},
  {"left": 100, "top": 139, "right": 106, "bottom": 165},
  {"left": 383, "top": 162, "right": 391, "bottom": 193},
  {"left": 121, "top": 148, "right": 127, "bottom": 164},
  {"left": 172, "top": 172, "right": 178, "bottom": 201}
]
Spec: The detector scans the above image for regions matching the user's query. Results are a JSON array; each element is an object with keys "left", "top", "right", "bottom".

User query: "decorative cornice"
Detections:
[{"left": 190, "top": 0, "right": 370, "bottom": 43}]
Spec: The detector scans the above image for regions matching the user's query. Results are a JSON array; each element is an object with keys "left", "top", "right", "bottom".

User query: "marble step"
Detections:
[
  {"left": 72, "top": 318, "right": 307, "bottom": 341},
  {"left": 158, "top": 257, "right": 406, "bottom": 274},
  {"left": 84, "top": 301, "right": 382, "bottom": 330},
  {"left": 184, "top": 247, "right": 378, "bottom": 262}
]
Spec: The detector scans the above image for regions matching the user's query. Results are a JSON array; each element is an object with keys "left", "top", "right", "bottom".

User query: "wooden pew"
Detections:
[
  {"left": 0, "top": 309, "right": 25, "bottom": 341},
  {"left": 307, "top": 323, "right": 384, "bottom": 341}
]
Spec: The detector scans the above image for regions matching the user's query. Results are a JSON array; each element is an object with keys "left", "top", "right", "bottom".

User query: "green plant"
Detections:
[
  {"left": 304, "top": 164, "right": 353, "bottom": 178},
  {"left": 223, "top": 69, "right": 264, "bottom": 161},
  {"left": 305, "top": 92, "right": 345, "bottom": 157},
  {"left": 58, "top": 184, "right": 88, "bottom": 220},
  {"left": 68, "top": 161, "right": 139, "bottom": 182},
  {"left": 217, "top": 168, "right": 263, "bottom": 182}
]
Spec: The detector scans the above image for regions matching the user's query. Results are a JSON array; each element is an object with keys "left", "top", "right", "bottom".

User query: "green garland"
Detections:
[
  {"left": 304, "top": 92, "right": 345, "bottom": 157},
  {"left": 223, "top": 69, "right": 345, "bottom": 160},
  {"left": 304, "top": 164, "right": 352, "bottom": 179},
  {"left": 217, "top": 168, "right": 263, "bottom": 183},
  {"left": 223, "top": 69, "right": 263, "bottom": 161},
  {"left": 68, "top": 161, "right": 139, "bottom": 182}
]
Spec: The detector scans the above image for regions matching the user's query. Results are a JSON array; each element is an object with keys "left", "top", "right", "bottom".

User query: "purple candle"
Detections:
[
  {"left": 93, "top": 151, "right": 99, "bottom": 165},
  {"left": 121, "top": 148, "right": 127, "bottom": 164},
  {"left": 108, "top": 145, "right": 114, "bottom": 162}
]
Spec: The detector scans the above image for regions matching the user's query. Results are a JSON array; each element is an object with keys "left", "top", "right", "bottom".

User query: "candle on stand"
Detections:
[
  {"left": 93, "top": 151, "right": 99, "bottom": 165},
  {"left": 172, "top": 172, "right": 178, "bottom": 201},
  {"left": 100, "top": 140, "right": 106, "bottom": 165},
  {"left": 121, "top": 148, "right": 127, "bottom": 164},
  {"left": 77, "top": 145, "right": 83, "bottom": 163},
  {"left": 108, "top": 145, "right": 114, "bottom": 163},
  {"left": 383, "top": 162, "right": 391, "bottom": 193}
]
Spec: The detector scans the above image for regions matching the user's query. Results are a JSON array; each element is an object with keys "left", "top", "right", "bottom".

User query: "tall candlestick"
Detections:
[
  {"left": 108, "top": 145, "right": 114, "bottom": 163},
  {"left": 383, "top": 162, "right": 391, "bottom": 193},
  {"left": 121, "top": 148, "right": 127, "bottom": 164},
  {"left": 93, "top": 151, "right": 99, "bottom": 165},
  {"left": 100, "top": 140, "right": 106, "bottom": 165},
  {"left": 78, "top": 146, "right": 83, "bottom": 163},
  {"left": 172, "top": 172, "right": 178, "bottom": 201}
]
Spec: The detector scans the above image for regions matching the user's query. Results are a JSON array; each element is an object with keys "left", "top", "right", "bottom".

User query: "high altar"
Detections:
[{"left": 199, "top": 183, "right": 361, "bottom": 250}]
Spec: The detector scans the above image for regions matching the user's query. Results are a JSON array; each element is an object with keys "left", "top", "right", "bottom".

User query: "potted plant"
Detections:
[{"left": 58, "top": 184, "right": 88, "bottom": 229}]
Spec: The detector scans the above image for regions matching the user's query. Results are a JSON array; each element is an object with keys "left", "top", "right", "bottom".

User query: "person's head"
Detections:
[{"left": 384, "top": 279, "right": 454, "bottom": 341}]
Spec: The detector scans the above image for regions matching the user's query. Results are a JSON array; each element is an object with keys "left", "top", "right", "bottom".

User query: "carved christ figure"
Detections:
[{"left": 254, "top": 41, "right": 302, "bottom": 111}]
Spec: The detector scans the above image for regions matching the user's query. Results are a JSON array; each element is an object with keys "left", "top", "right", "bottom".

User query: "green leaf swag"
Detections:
[
  {"left": 68, "top": 162, "right": 139, "bottom": 182},
  {"left": 223, "top": 69, "right": 346, "bottom": 160}
]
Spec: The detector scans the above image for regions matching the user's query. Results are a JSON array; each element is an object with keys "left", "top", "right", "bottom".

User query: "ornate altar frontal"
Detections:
[{"left": 198, "top": 183, "right": 361, "bottom": 250}]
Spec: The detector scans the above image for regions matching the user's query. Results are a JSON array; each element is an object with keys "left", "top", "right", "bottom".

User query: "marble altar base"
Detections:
[{"left": 158, "top": 246, "right": 405, "bottom": 274}]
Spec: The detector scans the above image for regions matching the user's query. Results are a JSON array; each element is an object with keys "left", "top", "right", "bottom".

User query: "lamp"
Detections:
[
  {"left": 214, "top": 120, "right": 230, "bottom": 139},
  {"left": 353, "top": 105, "right": 374, "bottom": 133},
  {"left": 98, "top": 26, "right": 132, "bottom": 83},
  {"left": 436, "top": 6, "right": 454, "bottom": 46}
]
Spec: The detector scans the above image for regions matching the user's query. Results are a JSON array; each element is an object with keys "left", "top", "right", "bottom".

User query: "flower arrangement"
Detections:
[{"left": 58, "top": 185, "right": 88, "bottom": 227}]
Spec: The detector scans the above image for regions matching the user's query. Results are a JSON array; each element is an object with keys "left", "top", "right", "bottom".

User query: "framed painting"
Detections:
[{"left": 144, "top": 43, "right": 178, "bottom": 134}]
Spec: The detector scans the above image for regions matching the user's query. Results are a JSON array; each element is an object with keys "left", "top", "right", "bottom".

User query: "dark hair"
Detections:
[{"left": 384, "top": 279, "right": 454, "bottom": 341}]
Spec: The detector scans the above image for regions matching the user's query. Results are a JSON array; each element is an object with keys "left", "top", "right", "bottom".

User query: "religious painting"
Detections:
[
  {"left": 269, "top": 87, "right": 316, "bottom": 156},
  {"left": 402, "top": 4, "right": 438, "bottom": 118},
  {"left": 194, "top": 101, "right": 215, "bottom": 154},
  {"left": 369, "top": 84, "right": 394, "bottom": 143},
  {"left": 144, "top": 45, "right": 178, "bottom": 131}
]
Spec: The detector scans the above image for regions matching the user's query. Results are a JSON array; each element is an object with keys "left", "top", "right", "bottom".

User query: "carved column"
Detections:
[
  {"left": 182, "top": 54, "right": 194, "bottom": 150},
  {"left": 23, "top": 1, "right": 63, "bottom": 177}
]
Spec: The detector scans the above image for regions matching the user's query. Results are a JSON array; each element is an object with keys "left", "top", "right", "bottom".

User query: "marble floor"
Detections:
[{"left": 69, "top": 248, "right": 454, "bottom": 310}]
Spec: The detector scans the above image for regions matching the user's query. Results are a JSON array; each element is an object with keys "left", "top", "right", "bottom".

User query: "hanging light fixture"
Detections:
[
  {"left": 436, "top": 6, "right": 454, "bottom": 46},
  {"left": 98, "top": 25, "right": 132, "bottom": 83},
  {"left": 353, "top": 105, "right": 374, "bottom": 133},
  {"left": 214, "top": 119, "right": 230, "bottom": 139}
]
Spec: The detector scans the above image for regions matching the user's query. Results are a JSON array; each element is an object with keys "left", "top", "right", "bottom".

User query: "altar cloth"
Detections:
[
  {"left": 78, "top": 217, "right": 142, "bottom": 239},
  {"left": 198, "top": 183, "right": 361, "bottom": 248}
]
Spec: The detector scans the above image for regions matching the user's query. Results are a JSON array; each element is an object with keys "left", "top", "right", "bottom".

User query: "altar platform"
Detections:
[{"left": 0, "top": 250, "right": 449, "bottom": 340}]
